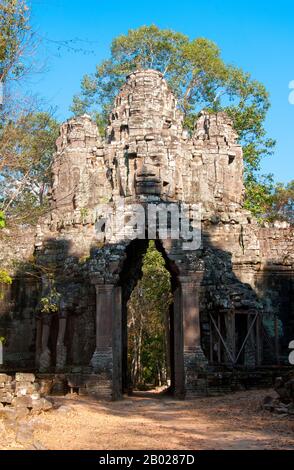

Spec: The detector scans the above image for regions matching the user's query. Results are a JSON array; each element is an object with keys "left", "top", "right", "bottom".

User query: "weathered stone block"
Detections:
[
  {"left": 0, "top": 374, "right": 12, "bottom": 383},
  {"left": 15, "top": 373, "right": 35, "bottom": 383},
  {"left": 12, "top": 395, "right": 33, "bottom": 409},
  {"left": 31, "top": 397, "right": 53, "bottom": 413}
]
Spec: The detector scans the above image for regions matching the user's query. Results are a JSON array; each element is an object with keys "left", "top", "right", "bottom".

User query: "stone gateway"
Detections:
[{"left": 0, "top": 70, "right": 293, "bottom": 399}]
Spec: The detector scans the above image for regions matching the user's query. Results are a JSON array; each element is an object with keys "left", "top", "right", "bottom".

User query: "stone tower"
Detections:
[{"left": 0, "top": 70, "right": 293, "bottom": 399}]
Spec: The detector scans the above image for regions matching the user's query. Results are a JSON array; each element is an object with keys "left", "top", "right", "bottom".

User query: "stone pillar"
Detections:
[
  {"left": 90, "top": 283, "right": 117, "bottom": 399},
  {"left": 35, "top": 317, "right": 42, "bottom": 368},
  {"left": 112, "top": 286, "right": 122, "bottom": 400},
  {"left": 56, "top": 316, "right": 67, "bottom": 372},
  {"left": 172, "top": 287, "right": 184, "bottom": 398},
  {"left": 179, "top": 273, "right": 208, "bottom": 397},
  {"left": 39, "top": 315, "right": 52, "bottom": 373},
  {"left": 91, "top": 284, "right": 114, "bottom": 371}
]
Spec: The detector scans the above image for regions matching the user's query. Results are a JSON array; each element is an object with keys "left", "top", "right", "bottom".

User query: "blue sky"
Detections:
[{"left": 29, "top": 0, "right": 294, "bottom": 183}]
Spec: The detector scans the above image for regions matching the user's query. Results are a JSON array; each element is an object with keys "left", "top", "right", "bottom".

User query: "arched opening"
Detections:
[{"left": 119, "top": 239, "right": 182, "bottom": 397}]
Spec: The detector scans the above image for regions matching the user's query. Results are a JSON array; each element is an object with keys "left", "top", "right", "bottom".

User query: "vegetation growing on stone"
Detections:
[{"left": 0, "top": 268, "right": 12, "bottom": 300}]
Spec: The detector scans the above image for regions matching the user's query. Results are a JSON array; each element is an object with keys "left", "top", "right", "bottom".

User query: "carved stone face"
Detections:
[
  {"left": 134, "top": 150, "right": 176, "bottom": 199},
  {"left": 106, "top": 70, "right": 181, "bottom": 200},
  {"left": 135, "top": 153, "right": 162, "bottom": 196}
]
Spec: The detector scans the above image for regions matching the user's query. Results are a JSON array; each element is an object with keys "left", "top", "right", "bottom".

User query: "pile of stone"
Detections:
[
  {"left": 262, "top": 373, "right": 294, "bottom": 416},
  {"left": 0, "top": 373, "right": 13, "bottom": 404},
  {"left": 0, "top": 373, "right": 52, "bottom": 415}
]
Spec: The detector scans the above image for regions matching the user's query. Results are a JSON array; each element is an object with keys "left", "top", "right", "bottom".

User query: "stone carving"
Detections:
[
  {"left": 0, "top": 69, "right": 293, "bottom": 400},
  {"left": 50, "top": 70, "right": 245, "bottom": 218}
]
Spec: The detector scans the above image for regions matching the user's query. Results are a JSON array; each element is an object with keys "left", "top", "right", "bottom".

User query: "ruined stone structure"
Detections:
[{"left": 0, "top": 70, "right": 293, "bottom": 399}]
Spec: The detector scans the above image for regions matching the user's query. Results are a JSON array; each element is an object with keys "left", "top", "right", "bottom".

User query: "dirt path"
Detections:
[{"left": 1, "top": 389, "right": 294, "bottom": 450}]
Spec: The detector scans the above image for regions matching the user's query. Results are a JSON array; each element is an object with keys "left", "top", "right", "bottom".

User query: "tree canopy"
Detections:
[
  {"left": 0, "top": 1, "right": 59, "bottom": 227},
  {"left": 0, "top": 112, "right": 59, "bottom": 224},
  {"left": 71, "top": 24, "right": 277, "bottom": 217},
  {"left": 267, "top": 180, "right": 294, "bottom": 223},
  {"left": 0, "top": 0, "right": 30, "bottom": 84}
]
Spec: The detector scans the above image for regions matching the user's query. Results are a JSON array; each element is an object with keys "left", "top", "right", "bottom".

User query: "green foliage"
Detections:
[
  {"left": 0, "top": 111, "right": 59, "bottom": 223},
  {"left": 0, "top": 269, "right": 12, "bottom": 285},
  {"left": 71, "top": 24, "right": 275, "bottom": 215},
  {"left": 128, "top": 241, "right": 173, "bottom": 388},
  {"left": 244, "top": 176, "right": 294, "bottom": 223},
  {"left": 244, "top": 173, "right": 275, "bottom": 220},
  {"left": 0, "top": 268, "right": 12, "bottom": 300},
  {"left": 0, "top": 0, "right": 30, "bottom": 82},
  {"left": 71, "top": 26, "right": 187, "bottom": 119},
  {"left": 267, "top": 180, "right": 294, "bottom": 223},
  {"left": 40, "top": 280, "right": 61, "bottom": 314},
  {"left": 80, "top": 207, "right": 89, "bottom": 223},
  {"left": 0, "top": 210, "right": 5, "bottom": 228}
]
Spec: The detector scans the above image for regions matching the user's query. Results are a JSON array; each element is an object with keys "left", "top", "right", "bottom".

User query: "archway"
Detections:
[{"left": 119, "top": 239, "right": 184, "bottom": 397}]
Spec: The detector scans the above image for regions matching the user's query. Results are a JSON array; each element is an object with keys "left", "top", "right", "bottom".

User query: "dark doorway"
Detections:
[{"left": 119, "top": 239, "right": 181, "bottom": 396}]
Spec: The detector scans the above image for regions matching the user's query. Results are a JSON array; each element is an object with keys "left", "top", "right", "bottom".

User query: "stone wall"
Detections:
[
  {"left": 0, "top": 226, "right": 38, "bottom": 369},
  {"left": 0, "top": 373, "right": 53, "bottom": 411},
  {"left": 48, "top": 70, "right": 246, "bottom": 227},
  {"left": 0, "top": 226, "right": 36, "bottom": 272}
]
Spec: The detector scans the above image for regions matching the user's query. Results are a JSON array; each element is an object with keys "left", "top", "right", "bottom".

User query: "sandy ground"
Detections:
[{"left": 1, "top": 389, "right": 294, "bottom": 450}]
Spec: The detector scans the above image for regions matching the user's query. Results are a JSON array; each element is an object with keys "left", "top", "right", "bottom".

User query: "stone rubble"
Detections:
[
  {"left": 0, "top": 373, "right": 55, "bottom": 449},
  {"left": 0, "top": 373, "right": 53, "bottom": 413},
  {"left": 262, "top": 373, "right": 294, "bottom": 416}
]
